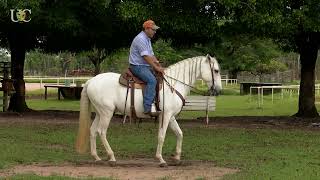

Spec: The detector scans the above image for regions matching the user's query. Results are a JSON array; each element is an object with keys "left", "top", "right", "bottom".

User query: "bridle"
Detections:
[
  {"left": 163, "top": 57, "right": 217, "bottom": 96},
  {"left": 208, "top": 57, "right": 217, "bottom": 95},
  {"left": 160, "top": 57, "right": 217, "bottom": 127}
]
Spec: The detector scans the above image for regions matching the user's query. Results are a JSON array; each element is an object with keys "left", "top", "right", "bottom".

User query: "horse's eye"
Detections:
[{"left": 214, "top": 70, "right": 219, "bottom": 73}]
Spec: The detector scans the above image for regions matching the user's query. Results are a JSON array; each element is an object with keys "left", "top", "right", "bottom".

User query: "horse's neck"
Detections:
[{"left": 165, "top": 57, "right": 202, "bottom": 97}]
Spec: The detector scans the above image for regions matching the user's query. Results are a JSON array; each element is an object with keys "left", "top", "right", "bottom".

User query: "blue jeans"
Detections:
[{"left": 129, "top": 65, "right": 156, "bottom": 112}]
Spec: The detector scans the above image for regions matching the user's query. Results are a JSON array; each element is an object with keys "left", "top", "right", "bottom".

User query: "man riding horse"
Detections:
[{"left": 128, "top": 20, "right": 165, "bottom": 117}]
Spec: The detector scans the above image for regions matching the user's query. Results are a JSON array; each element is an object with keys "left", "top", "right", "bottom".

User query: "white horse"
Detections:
[{"left": 76, "top": 54, "right": 222, "bottom": 167}]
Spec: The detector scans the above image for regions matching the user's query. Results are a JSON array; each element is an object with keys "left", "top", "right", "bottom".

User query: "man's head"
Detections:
[{"left": 143, "top": 20, "right": 160, "bottom": 38}]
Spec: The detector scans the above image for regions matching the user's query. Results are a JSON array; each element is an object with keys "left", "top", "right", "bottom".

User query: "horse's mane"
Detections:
[
  {"left": 165, "top": 56, "right": 202, "bottom": 71},
  {"left": 164, "top": 56, "right": 205, "bottom": 86}
]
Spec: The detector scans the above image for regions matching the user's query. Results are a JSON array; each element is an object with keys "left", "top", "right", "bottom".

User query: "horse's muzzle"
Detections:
[{"left": 208, "top": 86, "right": 220, "bottom": 96}]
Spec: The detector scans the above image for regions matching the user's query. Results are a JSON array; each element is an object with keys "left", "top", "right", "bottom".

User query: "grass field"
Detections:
[
  {"left": 1, "top": 122, "right": 320, "bottom": 179},
  {"left": 2, "top": 83, "right": 320, "bottom": 179},
  {"left": 23, "top": 82, "right": 309, "bottom": 118},
  {"left": 25, "top": 93, "right": 302, "bottom": 117},
  {"left": 1, "top": 81, "right": 312, "bottom": 117}
]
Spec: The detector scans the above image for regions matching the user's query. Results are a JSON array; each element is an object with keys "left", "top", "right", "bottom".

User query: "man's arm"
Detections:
[{"left": 143, "top": 55, "right": 165, "bottom": 74}]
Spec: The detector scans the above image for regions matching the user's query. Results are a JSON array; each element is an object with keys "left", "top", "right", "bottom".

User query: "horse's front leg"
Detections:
[
  {"left": 169, "top": 116, "right": 183, "bottom": 163},
  {"left": 155, "top": 113, "right": 171, "bottom": 167}
]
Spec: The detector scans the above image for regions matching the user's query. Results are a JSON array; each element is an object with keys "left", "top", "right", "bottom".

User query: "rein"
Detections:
[{"left": 164, "top": 74, "right": 210, "bottom": 96}]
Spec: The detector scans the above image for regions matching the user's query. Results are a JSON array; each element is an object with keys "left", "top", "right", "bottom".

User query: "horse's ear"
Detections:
[{"left": 206, "top": 54, "right": 211, "bottom": 62}]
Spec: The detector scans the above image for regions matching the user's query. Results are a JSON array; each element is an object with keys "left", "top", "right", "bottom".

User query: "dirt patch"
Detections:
[
  {"left": 1, "top": 159, "right": 238, "bottom": 180},
  {"left": 0, "top": 110, "right": 79, "bottom": 124},
  {"left": 25, "top": 83, "right": 45, "bottom": 91}
]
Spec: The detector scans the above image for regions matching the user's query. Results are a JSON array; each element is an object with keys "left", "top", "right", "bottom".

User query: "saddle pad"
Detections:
[
  {"left": 119, "top": 75, "right": 145, "bottom": 89},
  {"left": 121, "top": 69, "right": 145, "bottom": 84}
]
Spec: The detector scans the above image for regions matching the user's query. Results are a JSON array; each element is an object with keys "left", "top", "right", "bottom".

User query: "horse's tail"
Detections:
[{"left": 75, "top": 81, "right": 91, "bottom": 154}]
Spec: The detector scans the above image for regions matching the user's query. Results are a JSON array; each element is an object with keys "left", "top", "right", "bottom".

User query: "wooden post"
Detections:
[
  {"left": 45, "top": 86, "right": 48, "bottom": 100},
  {"left": 1, "top": 62, "right": 11, "bottom": 112},
  {"left": 249, "top": 87, "right": 252, "bottom": 102},
  {"left": 272, "top": 88, "right": 274, "bottom": 104},
  {"left": 261, "top": 87, "right": 264, "bottom": 106},
  {"left": 258, "top": 87, "right": 261, "bottom": 108},
  {"left": 206, "top": 96, "right": 209, "bottom": 126},
  {"left": 58, "top": 87, "right": 61, "bottom": 100}
]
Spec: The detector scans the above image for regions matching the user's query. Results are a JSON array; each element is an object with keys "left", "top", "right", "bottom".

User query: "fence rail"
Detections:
[
  {"left": 201, "top": 78, "right": 237, "bottom": 86},
  {"left": 250, "top": 84, "right": 320, "bottom": 108},
  {"left": 24, "top": 76, "right": 92, "bottom": 87}
]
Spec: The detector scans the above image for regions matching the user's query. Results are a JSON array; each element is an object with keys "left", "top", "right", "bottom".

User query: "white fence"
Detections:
[
  {"left": 250, "top": 84, "right": 320, "bottom": 108},
  {"left": 24, "top": 76, "right": 92, "bottom": 89},
  {"left": 25, "top": 76, "right": 238, "bottom": 91},
  {"left": 201, "top": 78, "right": 237, "bottom": 86}
]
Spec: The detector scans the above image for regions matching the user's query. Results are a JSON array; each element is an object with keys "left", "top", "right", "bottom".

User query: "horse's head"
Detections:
[{"left": 200, "top": 54, "right": 222, "bottom": 96}]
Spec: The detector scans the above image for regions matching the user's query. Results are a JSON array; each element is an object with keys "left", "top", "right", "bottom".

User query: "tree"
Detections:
[
  {"left": 85, "top": 47, "right": 107, "bottom": 76},
  {"left": 0, "top": 48, "right": 10, "bottom": 62},
  {"left": 58, "top": 52, "right": 75, "bottom": 77},
  {"left": 214, "top": 36, "right": 284, "bottom": 79},
  {"left": 252, "top": 59, "right": 287, "bottom": 82},
  {"left": 116, "top": 0, "right": 222, "bottom": 46},
  {"left": 152, "top": 39, "right": 182, "bottom": 66},
  {"left": 218, "top": 0, "right": 320, "bottom": 117},
  {"left": 0, "top": 0, "right": 118, "bottom": 112}
]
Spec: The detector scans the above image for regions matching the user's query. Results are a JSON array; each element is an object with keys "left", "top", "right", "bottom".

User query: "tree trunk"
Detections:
[
  {"left": 294, "top": 33, "right": 319, "bottom": 117},
  {"left": 258, "top": 74, "right": 263, "bottom": 83},
  {"left": 7, "top": 32, "right": 30, "bottom": 112}
]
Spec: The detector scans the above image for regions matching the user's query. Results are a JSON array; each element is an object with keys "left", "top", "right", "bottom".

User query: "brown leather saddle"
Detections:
[{"left": 119, "top": 68, "right": 163, "bottom": 120}]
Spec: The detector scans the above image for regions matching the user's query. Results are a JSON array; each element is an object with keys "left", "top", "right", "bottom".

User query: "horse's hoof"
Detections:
[
  {"left": 159, "top": 162, "right": 168, "bottom": 168},
  {"left": 108, "top": 161, "right": 117, "bottom": 167},
  {"left": 172, "top": 159, "right": 182, "bottom": 166}
]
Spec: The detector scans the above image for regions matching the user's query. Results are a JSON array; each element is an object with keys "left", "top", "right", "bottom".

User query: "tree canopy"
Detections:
[
  {"left": 225, "top": 0, "right": 320, "bottom": 117},
  {"left": 0, "top": 0, "right": 319, "bottom": 117}
]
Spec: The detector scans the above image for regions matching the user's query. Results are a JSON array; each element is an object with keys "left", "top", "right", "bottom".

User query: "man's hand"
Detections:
[
  {"left": 155, "top": 66, "right": 165, "bottom": 74},
  {"left": 154, "top": 60, "right": 160, "bottom": 66},
  {"left": 143, "top": 55, "right": 165, "bottom": 74}
]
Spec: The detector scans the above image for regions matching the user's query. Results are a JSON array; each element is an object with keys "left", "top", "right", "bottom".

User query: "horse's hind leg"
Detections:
[
  {"left": 98, "top": 109, "right": 116, "bottom": 165},
  {"left": 90, "top": 114, "right": 101, "bottom": 161}
]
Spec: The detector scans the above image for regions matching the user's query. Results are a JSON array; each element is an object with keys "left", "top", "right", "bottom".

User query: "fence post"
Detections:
[
  {"left": 249, "top": 87, "right": 252, "bottom": 102},
  {"left": 261, "top": 87, "right": 264, "bottom": 106},
  {"left": 258, "top": 87, "right": 260, "bottom": 108},
  {"left": 272, "top": 88, "right": 274, "bottom": 104}
]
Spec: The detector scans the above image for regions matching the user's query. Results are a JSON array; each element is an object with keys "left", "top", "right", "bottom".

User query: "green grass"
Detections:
[
  {"left": 4, "top": 83, "right": 320, "bottom": 179},
  {"left": 9, "top": 82, "right": 320, "bottom": 117},
  {"left": 1, "top": 123, "right": 320, "bottom": 179},
  {"left": 26, "top": 93, "right": 307, "bottom": 117},
  {"left": 27, "top": 99, "right": 79, "bottom": 111},
  {"left": 1, "top": 87, "right": 57, "bottom": 99},
  {"left": 26, "top": 89, "right": 58, "bottom": 98}
]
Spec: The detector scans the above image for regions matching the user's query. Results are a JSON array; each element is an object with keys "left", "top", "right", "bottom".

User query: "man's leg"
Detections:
[{"left": 130, "top": 65, "right": 157, "bottom": 112}]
